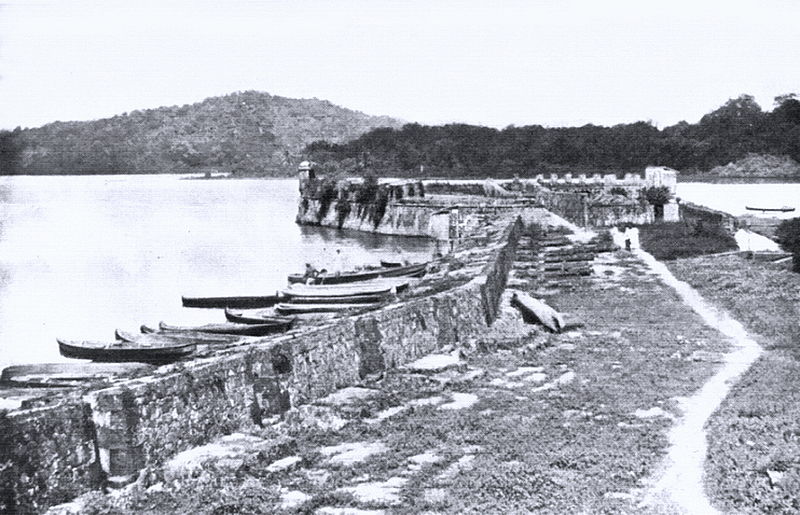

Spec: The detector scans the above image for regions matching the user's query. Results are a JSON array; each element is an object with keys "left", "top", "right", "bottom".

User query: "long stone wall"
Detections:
[
  {"left": 1, "top": 215, "right": 523, "bottom": 514},
  {"left": 680, "top": 202, "right": 738, "bottom": 234},
  {"left": 296, "top": 198, "right": 453, "bottom": 239}
]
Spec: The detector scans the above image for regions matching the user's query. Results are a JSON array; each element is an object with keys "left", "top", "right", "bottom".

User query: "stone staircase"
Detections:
[{"left": 510, "top": 231, "right": 615, "bottom": 288}]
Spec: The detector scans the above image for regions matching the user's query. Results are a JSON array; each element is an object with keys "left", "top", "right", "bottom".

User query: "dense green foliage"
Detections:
[
  {"left": 3, "top": 92, "right": 799, "bottom": 177},
  {"left": 0, "top": 91, "right": 401, "bottom": 176},
  {"left": 642, "top": 185, "right": 672, "bottom": 206},
  {"left": 307, "top": 94, "right": 800, "bottom": 178},
  {"left": 776, "top": 217, "right": 800, "bottom": 272},
  {"left": 639, "top": 222, "right": 738, "bottom": 260}
]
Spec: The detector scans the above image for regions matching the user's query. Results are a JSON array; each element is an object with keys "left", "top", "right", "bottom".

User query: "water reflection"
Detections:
[{"left": 0, "top": 176, "right": 436, "bottom": 369}]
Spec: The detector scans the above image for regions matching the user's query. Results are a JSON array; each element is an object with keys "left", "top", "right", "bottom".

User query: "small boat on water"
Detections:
[
  {"left": 288, "top": 262, "right": 427, "bottom": 285},
  {"left": 181, "top": 293, "right": 282, "bottom": 309},
  {"left": 1, "top": 362, "right": 154, "bottom": 387},
  {"left": 115, "top": 329, "right": 242, "bottom": 345},
  {"left": 379, "top": 259, "right": 404, "bottom": 268},
  {"left": 274, "top": 302, "right": 383, "bottom": 315},
  {"left": 745, "top": 205, "right": 795, "bottom": 213},
  {"left": 57, "top": 338, "right": 196, "bottom": 363},
  {"left": 158, "top": 321, "right": 287, "bottom": 337}
]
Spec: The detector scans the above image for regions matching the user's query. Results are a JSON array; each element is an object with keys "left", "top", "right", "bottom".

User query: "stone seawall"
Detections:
[
  {"left": 1, "top": 216, "right": 523, "bottom": 513},
  {"left": 538, "top": 188, "right": 654, "bottom": 227},
  {"left": 296, "top": 198, "right": 452, "bottom": 239},
  {"left": 680, "top": 202, "right": 738, "bottom": 234}
]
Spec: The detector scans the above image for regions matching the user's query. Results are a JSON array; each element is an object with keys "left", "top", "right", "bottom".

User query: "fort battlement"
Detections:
[{"left": 530, "top": 166, "right": 678, "bottom": 195}]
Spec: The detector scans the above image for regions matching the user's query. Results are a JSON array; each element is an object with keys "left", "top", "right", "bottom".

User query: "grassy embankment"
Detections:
[
  {"left": 666, "top": 255, "right": 800, "bottom": 513},
  {"left": 638, "top": 221, "right": 738, "bottom": 261},
  {"left": 63, "top": 249, "right": 734, "bottom": 514}
]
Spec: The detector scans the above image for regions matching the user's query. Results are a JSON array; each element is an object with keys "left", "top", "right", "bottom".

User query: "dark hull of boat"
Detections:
[
  {"left": 379, "top": 260, "right": 403, "bottom": 268},
  {"left": 287, "top": 263, "right": 427, "bottom": 285},
  {"left": 158, "top": 321, "right": 288, "bottom": 337},
  {"left": 223, "top": 308, "right": 298, "bottom": 326},
  {"left": 745, "top": 206, "right": 795, "bottom": 212},
  {"left": 275, "top": 302, "right": 382, "bottom": 315},
  {"left": 181, "top": 294, "right": 282, "bottom": 309},
  {"left": 57, "top": 339, "right": 196, "bottom": 363}
]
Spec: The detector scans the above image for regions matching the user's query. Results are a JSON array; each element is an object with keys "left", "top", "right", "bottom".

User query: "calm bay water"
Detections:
[
  {"left": 677, "top": 182, "right": 800, "bottom": 219},
  {"left": 0, "top": 175, "right": 436, "bottom": 369}
]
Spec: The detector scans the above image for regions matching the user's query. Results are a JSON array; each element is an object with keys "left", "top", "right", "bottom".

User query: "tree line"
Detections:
[
  {"left": 2, "top": 93, "right": 799, "bottom": 177},
  {"left": 306, "top": 94, "right": 800, "bottom": 178},
  {"left": 0, "top": 91, "right": 401, "bottom": 176}
]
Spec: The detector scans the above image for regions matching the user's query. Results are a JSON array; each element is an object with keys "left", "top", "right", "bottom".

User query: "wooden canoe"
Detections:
[
  {"left": 281, "top": 279, "right": 409, "bottom": 298},
  {"left": 115, "top": 329, "right": 241, "bottom": 345},
  {"left": 181, "top": 293, "right": 282, "bottom": 309},
  {"left": 158, "top": 321, "right": 287, "bottom": 337},
  {"left": 745, "top": 206, "right": 795, "bottom": 212},
  {"left": 1, "top": 362, "right": 154, "bottom": 387},
  {"left": 283, "top": 293, "right": 389, "bottom": 304},
  {"left": 510, "top": 292, "right": 565, "bottom": 333},
  {"left": 223, "top": 308, "right": 297, "bottom": 326},
  {"left": 287, "top": 262, "right": 427, "bottom": 285},
  {"left": 274, "top": 302, "right": 383, "bottom": 315},
  {"left": 57, "top": 338, "right": 196, "bottom": 363}
]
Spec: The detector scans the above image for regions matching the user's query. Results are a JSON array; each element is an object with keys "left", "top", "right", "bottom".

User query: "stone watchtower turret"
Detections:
[{"left": 298, "top": 161, "right": 317, "bottom": 194}]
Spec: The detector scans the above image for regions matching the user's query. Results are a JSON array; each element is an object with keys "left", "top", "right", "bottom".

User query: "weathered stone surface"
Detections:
[{"left": 3, "top": 211, "right": 522, "bottom": 513}]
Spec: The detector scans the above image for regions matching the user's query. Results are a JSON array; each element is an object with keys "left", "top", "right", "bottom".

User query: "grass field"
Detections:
[
  {"left": 668, "top": 255, "right": 800, "bottom": 513},
  {"left": 639, "top": 222, "right": 738, "bottom": 261}
]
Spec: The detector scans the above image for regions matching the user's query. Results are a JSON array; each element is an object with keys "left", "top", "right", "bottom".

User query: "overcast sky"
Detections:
[{"left": 1, "top": 0, "right": 798, "bottom": 130}]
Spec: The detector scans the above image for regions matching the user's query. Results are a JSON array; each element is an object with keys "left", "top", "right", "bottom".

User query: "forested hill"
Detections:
[
  {"left": 0, "top": 91, "right": 403, "bottom": 176},
  {"left": 306, "top": 94, "right": 800, "bottom": 178}
]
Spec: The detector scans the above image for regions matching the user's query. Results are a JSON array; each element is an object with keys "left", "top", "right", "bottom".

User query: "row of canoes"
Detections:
[
  {"left": 55, "top": 262, "right": 428, "bottom": 364},
  {"left": 182, "top": 266, "right": 420, "bottom": 308}
]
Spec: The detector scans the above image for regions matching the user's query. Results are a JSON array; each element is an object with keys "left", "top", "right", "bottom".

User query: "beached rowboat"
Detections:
[
  {"left": 115, "top": 329, "right": 241, "bottom": 345},
  {"left": 282, "top": 279, "right": 409, "bottom": 298},
  {"left": 274, "top": 302, "right": 383, "bottom": 315},
  {"left": 181, "top": 293, "right": 282, "bottom": 309},
  {"left": 223, "top": 308, "right": 297, "bottom": 325},
  {"left": 1, "top": 362, "right": 154, "bottom": 387},
  {"left": 57, "top": 338, "right": 196, "bottom": 363},
  {"left": 287, "top": 262, "right": 426, "bottom": 285},
  {"left": 158, "top": 321, "right": 287, "bottom": 337}
]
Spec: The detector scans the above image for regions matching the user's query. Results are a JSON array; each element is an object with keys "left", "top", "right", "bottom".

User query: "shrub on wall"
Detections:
[
  {"left": 642, "top": 185, "right": 672, "bottom": 205},
  {"left": 609, "top": 186, "right": 628, "bottom": 197},
  {"left": 355, "top": 174, "right": 380, "bottom": 203},
  {"left": 316, "top": 178, "right": 338, "bottom": 221},
  {"left": 371, "top": 188, "right": 390, "bottom": 228},
  {"left": 335, "top": 200, "right": 352, "bottom": 228}
]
